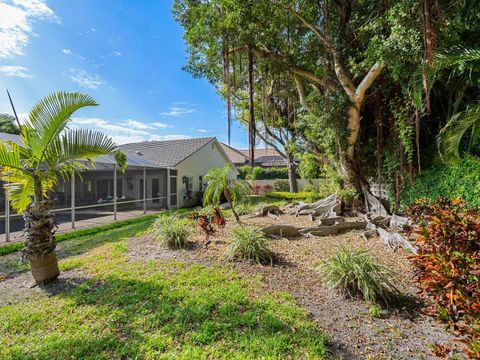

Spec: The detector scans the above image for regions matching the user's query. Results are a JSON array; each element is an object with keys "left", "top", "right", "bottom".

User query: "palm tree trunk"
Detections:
[
  {"left": 224, "top": 189, "right": 240, "bottom": 222},
  {"left": 23, "top": 199, "right": 59, "bottom": 284}
]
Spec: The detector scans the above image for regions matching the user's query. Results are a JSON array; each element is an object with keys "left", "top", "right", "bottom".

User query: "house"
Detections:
[
  {"left": 221, "top": 143, "right": 287, "bottom": 168},
  {"left": 0, "top": 134, "right": 237, "bottom": 212},
  {"left": 119, "top": 137, "right": 237, "bottom": 208}
]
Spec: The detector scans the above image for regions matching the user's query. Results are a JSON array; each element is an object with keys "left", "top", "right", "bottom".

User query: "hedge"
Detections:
[
  {"left": 400, "top": 156, "right": 480, "bottom": 209},
  {"left": 266, "top": 192, "right": 313, "bottom": 200},
  {"left": 238, "top": 166, "right": 298, "bottom": 180}
]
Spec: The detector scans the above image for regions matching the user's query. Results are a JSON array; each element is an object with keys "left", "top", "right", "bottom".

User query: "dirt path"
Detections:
[{"left": 127, "top": 213, "right": 462, "bottom": 359}]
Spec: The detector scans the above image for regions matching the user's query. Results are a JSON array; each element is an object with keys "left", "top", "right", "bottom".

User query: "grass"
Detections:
[
  {"left": 228, "top": 227, "right": 274, "bottom": 265},
  {"left": 151, "top": 215, "right": 192, "bottom": 249},
  {"left": 0, "top": 237, "right": 330, "bottom": 358},
  {"left": 0, "top": 209, "right": 194, "bottom": 277},
  {"left": 0, "top": 208, "right": 192, "bottom": 256},
  {"left": 317, "top": 247, "right": 399, "bottom": 304}
]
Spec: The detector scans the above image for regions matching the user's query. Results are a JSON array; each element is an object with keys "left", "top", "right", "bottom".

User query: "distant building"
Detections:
[{"left": 221, "top": 143, "right": 287, "bottom": 168}]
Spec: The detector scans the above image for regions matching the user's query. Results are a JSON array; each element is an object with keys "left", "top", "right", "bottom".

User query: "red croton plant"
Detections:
[{"left": 407, "top": 198, "right": 480, "bottom": 358}]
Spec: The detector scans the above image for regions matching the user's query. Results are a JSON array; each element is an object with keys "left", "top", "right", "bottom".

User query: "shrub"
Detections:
[
  {"left": 266, "top": 192, "right": 312, "bottom": 200},
  {"left": 407, "top": 198, "right": 480, "bottom": 358},
  {"left": 272, "top": 179, "right": 290, "bottom": 192},
  {"left": 238, "top": 166, "right": 298, "bottom": 180},
  {"left": 400, "top": 156, "right": 480, "bottom": 209},
  {"left": 228, "top": 227, "right": 273, "bottom": 264},
  {"left": 151, "top": 215, "right": 192, "bottom": 249},
  {"left": 318, "top": 247, "right": 398, "bottom": 303},
  {"left": 252, "top": 182, "right": 262, "bottom": 195},
  {"left": 263, "top": 184, "right": 272, "bottom": 193},
  {"left": 303, "top": 183, "right": 318, "bottom": 193}
]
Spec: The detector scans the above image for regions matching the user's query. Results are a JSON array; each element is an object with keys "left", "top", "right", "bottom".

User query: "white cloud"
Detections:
[
  {"left": 120, "top": 119, "right": 153, "bottom": 130},
  {"left": 0, "top": 0, "right": 57, "bottom": 59},
  {"left": 62, "top": 48, "right": 71, "bottom": 55},
  {"left": 112, "top": 51, "right": 121, "bottom": 57},
  {"left": 69, "top": 69, "right": 105, "bottom": 89},
  {"left": 71, "top": 117, "right": 187, "bottom": 144},
  {"left": 197, "top": 129, "right": 207, "bottom": 133},
  {"left": 0, "top": 65, "right": 32, "bottom": 78},
  {"left": 152, "top": 122, "right": 169, "bottom": 129},
  {"left": 159, "top": 106, "right": 195, "bottom": 117},
  {"left": 150, "top": 134, "right": 191, "bottom": 141}
]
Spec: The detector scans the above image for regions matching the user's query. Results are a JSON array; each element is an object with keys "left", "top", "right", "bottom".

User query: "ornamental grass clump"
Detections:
[
  {"left": 151, "top": 215, "right": 191, "bottom": 249},
  {"left": 318, "top": 247, "right": 398, "bottom": 303},
  {"left": 228, "top": 227, "right": 273, "bottom": 265}
]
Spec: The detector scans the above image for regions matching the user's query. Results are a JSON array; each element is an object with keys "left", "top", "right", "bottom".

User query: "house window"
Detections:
[{"left": 199, "top": 176, "right": 203, "bottom": 192}]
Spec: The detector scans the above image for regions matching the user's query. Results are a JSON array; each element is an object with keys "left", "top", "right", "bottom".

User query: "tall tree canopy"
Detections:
[{"left": 174, "top": 0, "right": 480, "bottom": 206}]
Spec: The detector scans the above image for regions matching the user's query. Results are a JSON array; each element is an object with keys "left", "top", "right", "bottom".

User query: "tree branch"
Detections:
[{"left": 354, "top": 62, "right": 384, "bottom": 103}]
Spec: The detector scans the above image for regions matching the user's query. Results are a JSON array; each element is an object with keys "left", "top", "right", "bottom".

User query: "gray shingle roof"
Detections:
[
  {"left": 220, "top": 143, "right": 249, "bottom": 165},
  {"left": 0, "top": 132, "right": 159, "bottom": 168},
  {"left": 119, "top": 137, "right": 216, "bottom": 168}
]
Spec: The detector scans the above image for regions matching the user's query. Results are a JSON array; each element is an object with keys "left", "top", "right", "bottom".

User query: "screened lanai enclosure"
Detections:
[{"left": 0, "top": 154, "right": 178, "bottom": 242}]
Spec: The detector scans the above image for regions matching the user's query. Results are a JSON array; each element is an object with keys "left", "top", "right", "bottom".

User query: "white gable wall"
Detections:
[{"left": 174, "top": 140, "right": 237, "bottom": 208}]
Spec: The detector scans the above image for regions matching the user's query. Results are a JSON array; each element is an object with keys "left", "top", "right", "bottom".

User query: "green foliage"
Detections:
[
  {"left": 400, "top": 157, "right": 480, "bottom": 209},
  {"left": 228, "top": 227, "right": 273, "bottom": 265},
  {"left": 303, "top": 183, "right": 317, "bottom": 193},
  {"left": 237, "top": 166, "right": 296, "bottom": 180},
  {"left": 368, "top": 304, "right": 382, "bottom": 318},
  {"left": 407, "top": 199, "right": 480, "bottom": 358},
  {"left": 0, "top": 113, "right": 19, "bottom": 134},
  {"left": 0, "top": 242, "right": 330, "bottom": 358},
  {"left": 298, "top": 154, "right": 324, "bottom": 180},
  {"left": 318, "top": 247, "right": 399, "bottom": 303},
  {"left": 272, "top": 179, "right": 289, "bottom": 192},
  {"left": 203, "top": 164, "right": 251, "bottom": 207},
  {"left": 266, "top": 192, "right": 312, "bottom": 201},
  {"left": 151, "top": 215, "right": 192, "bottom": 249}
]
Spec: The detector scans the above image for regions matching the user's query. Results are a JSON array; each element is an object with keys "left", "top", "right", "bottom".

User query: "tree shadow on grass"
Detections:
[
  {"left": 0, "top": 221, "right": 153, "bottom": 278},
  {"left": 30, "top": 264, "right": 332, "bottom": 359}
]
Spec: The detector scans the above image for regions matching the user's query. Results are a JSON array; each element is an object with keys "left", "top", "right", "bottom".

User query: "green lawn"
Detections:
[{"left": 0, "top": 212, "right": 330, "bottom": 359}]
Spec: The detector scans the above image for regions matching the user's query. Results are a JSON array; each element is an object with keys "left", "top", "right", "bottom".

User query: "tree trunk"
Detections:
[
  {"left": 224, "top": 189, "right": 240, "bottom": 222},
  {"left": 339, "top": 157, "right": 371, "bottom": 208},
  {"left": 23, "top": 199, "right": 59, "bottom": 284},
  {"left": 346, "top": 103, "right": 361, "bottom": 159},
  {"left": 286, "top": 152, "right": 298, "bottom": 193}
]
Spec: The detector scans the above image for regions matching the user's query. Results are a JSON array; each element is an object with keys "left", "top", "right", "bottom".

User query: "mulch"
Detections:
[{"left": 127, "top": 212, "right": 464, "bottom": 360}]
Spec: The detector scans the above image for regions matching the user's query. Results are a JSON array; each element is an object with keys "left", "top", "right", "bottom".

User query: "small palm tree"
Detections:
[
  {"left": 203, "top": 164, "right": 250, "bottom": 222},
  {"left": 0, "top": 92, "right": 127, "bottom": 284},
  {"left": 435, "top": 47, "right": 480, "bottom": 161}
]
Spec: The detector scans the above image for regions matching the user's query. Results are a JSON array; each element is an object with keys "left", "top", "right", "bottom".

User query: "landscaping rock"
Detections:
[
  {"left": 254, "top": 205, "right": 284, "bottom": 217},
  {"left": 260, "top": 224, "right": 301, "bottom": 238},
  {"left": 300, "top": 221, "right": 368, "bottom": 236},
  {"left": 377, "top": 227, "right": 417, "bottom": 253},
  {"left": 297, "top": 194, "right": 342, "bottom": 217}
]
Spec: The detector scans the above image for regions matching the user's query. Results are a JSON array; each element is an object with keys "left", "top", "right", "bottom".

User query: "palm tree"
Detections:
[
  {"left": 0, "top": 92, "right": 127, "bottom": 284},
  {"left": 435, "top": 47, "right": 480, "bottom": 161},
  {"left": 203, "top": 164, "right": 250, "bottom": 222}
]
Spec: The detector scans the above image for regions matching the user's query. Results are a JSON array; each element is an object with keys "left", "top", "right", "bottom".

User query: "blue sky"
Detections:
[{"left": 0, "top": 0, "right": 249, "bottom": 147}]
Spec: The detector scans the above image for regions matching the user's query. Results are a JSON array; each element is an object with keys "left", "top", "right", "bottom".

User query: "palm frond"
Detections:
[
  {"left": 24, "top": 92, "right": 98, "bottom": 161},
  {"left": 437, "top": 101, "right": 480, "bottom": 162},
  {"left": 435, "top": 46, "right": 480, "bottom": 70},
  {"left": 0, "top": 141, "right": 24, "bottom": 172},
  {"left": 44, "top": 128, "right": 125, "bottom": 168}
]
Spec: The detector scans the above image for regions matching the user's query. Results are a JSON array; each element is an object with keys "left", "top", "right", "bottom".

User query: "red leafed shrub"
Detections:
[
  {"left": 189, "top": 207, "right": 226, "bottom": 241},
  {"left": 263, "top": 184, "right": 272, "bottom": 193},
  {"left": 252, "top": 183, "right": 262, "bottom": 195},
  {"left": 407, "top": 198, "right": 480, "bottom": 358}
]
